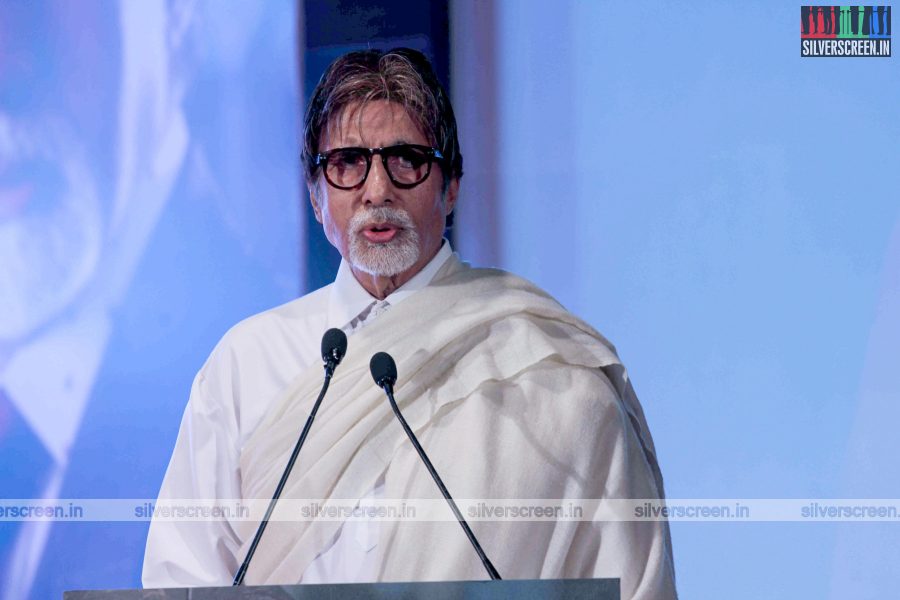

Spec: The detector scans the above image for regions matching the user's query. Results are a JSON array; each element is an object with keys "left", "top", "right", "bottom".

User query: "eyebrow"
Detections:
[{"left": 335, "top": 139, "right": 414, "bottom": 148}]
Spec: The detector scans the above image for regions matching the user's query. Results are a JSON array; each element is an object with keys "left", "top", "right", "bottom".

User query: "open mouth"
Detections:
[{"left": 361, "top": 223, "right": 401, "bottom": 243}]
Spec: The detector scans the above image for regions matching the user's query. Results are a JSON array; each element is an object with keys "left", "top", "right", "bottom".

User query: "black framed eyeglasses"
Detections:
[{"left": 313, "top": 144, "right": 445, "bottom": 190}]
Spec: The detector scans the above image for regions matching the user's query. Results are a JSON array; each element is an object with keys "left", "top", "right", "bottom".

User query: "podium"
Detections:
[{"left": 65, "top": 578, "right": 619, "bottom": 599}]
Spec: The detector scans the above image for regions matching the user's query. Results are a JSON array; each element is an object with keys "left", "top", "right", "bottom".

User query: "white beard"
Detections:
[{"left": 347, "top": 206, "right": 420, "bottom": 277}]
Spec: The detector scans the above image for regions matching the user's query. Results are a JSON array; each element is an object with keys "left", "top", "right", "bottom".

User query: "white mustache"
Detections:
[{"left": 350, "top": 206, "right": 415, "bottom": 235}]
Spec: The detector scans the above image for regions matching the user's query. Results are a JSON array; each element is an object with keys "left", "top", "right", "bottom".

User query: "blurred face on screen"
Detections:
[{"left": 0, "top": 3, "right": 118, "bottom": 344}]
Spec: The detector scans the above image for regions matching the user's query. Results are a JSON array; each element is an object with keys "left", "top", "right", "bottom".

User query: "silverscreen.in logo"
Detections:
[{"left": 801, "top": 6, "right": 891, "bottom": 56}]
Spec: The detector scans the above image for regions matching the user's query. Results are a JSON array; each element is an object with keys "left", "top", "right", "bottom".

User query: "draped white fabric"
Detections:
[
  {"left": 236, "top": 257, "right": 676, "bottom": 598},
  {"left": 142, "top": 245, "right": 455, "bottom": 586},
  {"left": 143, "top": 244, "right": 675, "bottom": 597}
]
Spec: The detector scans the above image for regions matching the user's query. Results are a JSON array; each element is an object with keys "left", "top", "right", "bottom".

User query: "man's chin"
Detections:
[{"left": 348, "top": 239, "right": 420, "bottom": 278}]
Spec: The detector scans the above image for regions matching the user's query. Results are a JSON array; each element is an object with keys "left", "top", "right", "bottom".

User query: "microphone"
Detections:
[
  {"left": 369, "top": 351, "right": 502, "bottom": 580},
  {"left": 233, "top": 328, "right": 348, "bottom": 586},
  {"left": 321, "top": 327, "right": 348, "bottom": 376}
]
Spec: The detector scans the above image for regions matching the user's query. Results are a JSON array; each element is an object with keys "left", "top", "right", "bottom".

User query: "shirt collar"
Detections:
[
  {"left": 0, "top": 308, "right": 110, "bottom": 465},
  {"left": 327, "top": 240, "right": 453, "bottom": 329}
]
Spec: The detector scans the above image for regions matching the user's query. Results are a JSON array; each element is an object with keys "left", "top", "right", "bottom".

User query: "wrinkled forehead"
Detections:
[{"left": 323, "top": 99, "right": 432, "bottom": 150}]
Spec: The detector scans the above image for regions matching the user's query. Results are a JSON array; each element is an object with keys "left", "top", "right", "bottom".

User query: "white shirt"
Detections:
[
  {"left": 0, "top": 308, "right": 111, "bottom": 600},
  {"left": 142, "top": 242, "right": 454, "bottom": 587}
]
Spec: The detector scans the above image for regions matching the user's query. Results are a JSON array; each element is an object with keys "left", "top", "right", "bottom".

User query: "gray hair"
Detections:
[{"left": 301, "top": 48, "right": 463, "bottom": 191}]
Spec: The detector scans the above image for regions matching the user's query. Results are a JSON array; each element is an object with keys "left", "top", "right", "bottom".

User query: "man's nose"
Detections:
[{"left": 363, "top": 156, "right": 393, "bottom": 206}]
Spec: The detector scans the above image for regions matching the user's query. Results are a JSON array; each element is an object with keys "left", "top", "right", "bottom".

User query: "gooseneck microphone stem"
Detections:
[
  {"left": 232, "top": 367, "right": 332, "bottom": 586},
  {"left": 379, "top": 381, "right": 502, "bottom": 581},
  {"left": 233, "top": 329, "right": 347, "bottom": 586}
]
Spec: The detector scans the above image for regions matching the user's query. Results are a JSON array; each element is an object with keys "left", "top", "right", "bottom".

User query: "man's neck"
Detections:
[
  {"left": 349, "top": 244, "right": 442, "bottom": 300},
  {"left": 350, "top": 269, "right": 404, "bottom": 300}
]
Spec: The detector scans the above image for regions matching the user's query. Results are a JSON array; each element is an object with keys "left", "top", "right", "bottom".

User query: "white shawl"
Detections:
[{"left": 238, "top": 257, "right": 676, "bottom": 599}]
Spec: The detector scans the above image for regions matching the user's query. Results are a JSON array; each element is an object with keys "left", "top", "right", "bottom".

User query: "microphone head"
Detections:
[
  {"left": 369, "top": 351, "right": 398, "bottom": 388},
  {"left": 321, "top": 328, "right": 348, "bottom": 366}
]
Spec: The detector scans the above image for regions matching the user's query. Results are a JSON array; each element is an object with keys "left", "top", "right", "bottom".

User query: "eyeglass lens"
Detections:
[{"left": 324, "top": 146, "right": 432, "bottom": 188}]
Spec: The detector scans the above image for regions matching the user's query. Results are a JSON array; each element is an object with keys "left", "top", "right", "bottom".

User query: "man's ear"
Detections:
[
  {"left": 308, "top": 183, "right": 324, "bottom": 224},
  {"left": 444, "top": 178, "right": 460, "bottom": 216}
]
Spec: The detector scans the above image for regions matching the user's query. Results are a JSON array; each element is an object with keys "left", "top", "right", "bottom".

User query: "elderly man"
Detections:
[{"left": 143, "top": 48, "right": 676, "bottom": 599}]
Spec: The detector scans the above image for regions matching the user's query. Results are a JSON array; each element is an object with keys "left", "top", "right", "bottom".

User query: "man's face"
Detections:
[{"left": 309, "top": 100, "right": 458, "bottom": 283}]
